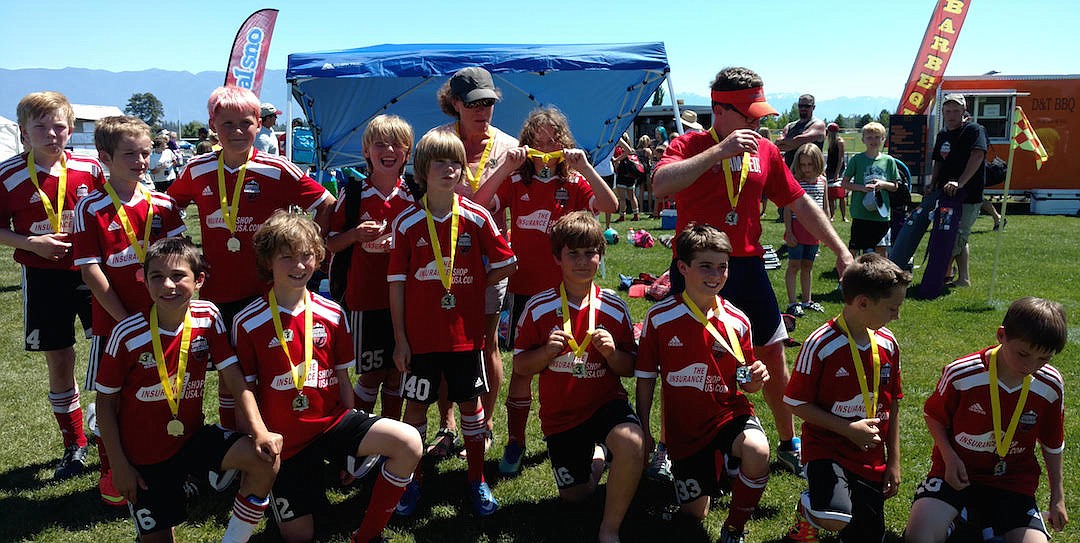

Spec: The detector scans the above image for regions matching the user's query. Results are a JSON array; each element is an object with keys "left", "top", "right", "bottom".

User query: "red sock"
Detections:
[
  {"left": 49, "top": 388, "right": 87, "bottom": 448},
  {"left": 96, "top": 435, "right": 111, "bottom": 474},
  {"left": 504, "top": 395, "right": 531, "bottom": 445},
  {"left": 353, "top": 465, "right": 411, "bottom": 542},
  {"left": 218, "top": 387, "right": 236, "bottom": 430},
  {"left": 380, "top": 388, "right": 402, "bottom": 421},
  {"left": 726, "top": 468, "right": 769, "bottom": 532},
  {"left": 461, "top": 404, "right": 486, "bottom": 482}
]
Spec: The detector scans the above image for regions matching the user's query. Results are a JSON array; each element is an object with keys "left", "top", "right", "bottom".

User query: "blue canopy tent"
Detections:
[{"left": 285, "top": 43, "right": 671, "bottom": 171}]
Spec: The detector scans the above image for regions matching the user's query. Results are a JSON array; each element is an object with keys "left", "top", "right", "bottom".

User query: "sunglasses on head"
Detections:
[{"left": 465, "top": 98, "right": 497, "bottom": 109}]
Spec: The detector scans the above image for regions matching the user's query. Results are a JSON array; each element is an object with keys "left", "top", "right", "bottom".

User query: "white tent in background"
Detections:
[{"left": 0, "top": 115, "right": 21, "bottom": 162}]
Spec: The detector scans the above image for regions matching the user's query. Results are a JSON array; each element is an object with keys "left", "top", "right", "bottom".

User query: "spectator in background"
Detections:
[
  {"left": 636, "top": 135, "right": 655, "bottom": 216},
  {"left": 254, "top": 102, "right": 280, "bottom": 155},
  {"left": 195, "top": 127, "right": 214, "bottom": 155},
  {"left": 776, "top": 94, "right": 826, "bottom": 166},
  {"left": 612, "top": 133, "right": 642, "bottom": 222},
  {"left": 167, "top": 131, "right": 179, "bottom": 152},
  {"left": 826, "top": 122, "right": 848, "bottom": 221},
  {"left": 679, "top": 109, "right": 703, "bottom": 133},
  {"left": 654, "top": 123, "right": 669, "bottom": 146},
  {"left": 148, "top": 134, "right": 178, "bottom": 192}
]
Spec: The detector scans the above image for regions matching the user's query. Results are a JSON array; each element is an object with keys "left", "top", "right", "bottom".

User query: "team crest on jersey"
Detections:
[
  {"left": 554, "top": 187, "right": 569, "bottom": 206},
  {"left": 243, "top": 179, "right": 261, "bottom": 200},
  {"left": 457, "top": 232, "right": 472, "bottom": 254},
  {"left": 151, "top": 214, "right": 163, "bottom": 231},
  {"left": 76, "top": 185, "right": 89, "bottom": 198},
  {"left": 312, "top": 323, "right": 328, "bottom": 348},
  {"left": 1019, "top": 410, "right": 1037, "bottom": 431},
  {"left": 880, "top": 363, "right": 892, "bottom": 384},
  {"left": 138, "top": 351, "right": 156, "bottom": 368},
  {"left": 190, "top": 336, "right": 210, "bottom": 363},
  {"left": 283, "top": 329, "right": 294, "bottom": 342}
]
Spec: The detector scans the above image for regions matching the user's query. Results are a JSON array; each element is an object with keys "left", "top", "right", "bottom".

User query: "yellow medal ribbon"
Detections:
[
  {"left": 457, "top": 123, "right": 494, "bottom": 193},
  {"left": 422, "top": 194, "right": 459, "bottom": 295},
  {"left": 708, "top": 128, "right": 751, "bottom": 213},
  {"left": 216, "top": 150, "right": 252, "bottom": 238},
  {"left": 268, "top": 289, "right": 313, "bottom": 395},
  {"left": 682, "top": 294, "right": 745, "bottom": 365},
  {"left": 559, "top": 283, "right": 596, "bottom": 357},
  {"left": 526, "top": 149, "right": 565, "bottom": 165},
  {"left": 103, "top": 183, "right": 154, "bottom": 262},
  {"left": 26, "top": 148, "right": 68, "bottom": 233},
  {"left": 149, "top": 304, "right": 192, "bottom": 421},
  {"left": 987, "top": 345, "right": 1032, "bottom": 460},
  {"left": 835, "top": 314, "right": 881, "bottom": 419}
]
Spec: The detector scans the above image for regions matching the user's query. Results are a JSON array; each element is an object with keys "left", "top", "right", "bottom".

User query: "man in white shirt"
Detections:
[{"left": 254, "top": 103, "right": 280, "bottom": 155}]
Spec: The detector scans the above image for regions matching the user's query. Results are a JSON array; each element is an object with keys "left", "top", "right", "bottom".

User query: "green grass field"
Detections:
[{"left": 1, "top": 203, "right": 1077, "bottom": 542}]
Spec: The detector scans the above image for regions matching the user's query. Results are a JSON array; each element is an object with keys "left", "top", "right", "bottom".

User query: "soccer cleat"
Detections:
[
  {"left": 776, "top": 437, "right": 804, "bottom": 477},
  {"left": 786, "top": 303, "right": 805, "bottom": 318},
  {"left": 782, "top": 515, "right": 820, "bottom": 543},
  {"left": 54, "top": 444, "right": 89, "bottom": 480},
  {"left": 394, "top": 480, "right": 422, "bottom": 517},
  {"left": 208, "top": 468, "right": 239, "bottom": 492},
  {"left": 469, "top": 480, "right": 499, "bottom": 516},
  {"left": 98, "top": 471, "right": 127, "bottom": 507},
  {"left": 426, "top": 428, "right": 463, "bottom": 461},
  {"left": 645, "top": 442, "right": 673, "bottom": 482},
  {"left": 499, "top": 441, "right": 525, "bottom": 476},
  {"left": 801, "top": 301, "right": 825, "bottom": 313},
  {"left": 719, "top": 525, "right": 745, "bottom": 543}
]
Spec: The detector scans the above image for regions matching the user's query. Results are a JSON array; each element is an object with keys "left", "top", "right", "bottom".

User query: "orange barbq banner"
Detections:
[{"left": 895, "top": 0, "right": 973, "bottom": 115}]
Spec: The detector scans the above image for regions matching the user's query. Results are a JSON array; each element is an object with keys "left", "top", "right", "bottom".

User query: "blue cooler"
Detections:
[{"left": 660, "top": 209, "right": 677, "bottom": 230}]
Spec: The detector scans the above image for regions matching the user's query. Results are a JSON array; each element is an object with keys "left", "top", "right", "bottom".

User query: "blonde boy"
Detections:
[{"left": 840, "top": 122, "right": 900, "bottom": 256}]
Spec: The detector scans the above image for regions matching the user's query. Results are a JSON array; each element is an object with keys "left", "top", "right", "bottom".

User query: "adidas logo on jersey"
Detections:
[
  {"left": 201, "top": 186, "right": 214, "bottom": 196},
  {"left": 835, "top": 367, "right": 850, "bottom": 377},
  {"left": 107, "top": 221, "right": 122, "bottom": 231},
  {"left": 359, "top": 212, "right": 372, "bottom": 221},
  {"left": 667, "top": 336, "right": 683, "bottom": 347},
  {"left": 968, "top": 402, "right": 986, "bottom": 415},
  {"left": 520, "top": 193, "right": 530, "bottom": 202},
  {"left": 416, "top": 237, "right": 429, "bottom": 247}
]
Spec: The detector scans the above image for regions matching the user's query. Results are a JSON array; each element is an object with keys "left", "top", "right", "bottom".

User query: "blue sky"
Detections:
[{"left": 1, "top": 0, "right": 1075, "bottom": 101}]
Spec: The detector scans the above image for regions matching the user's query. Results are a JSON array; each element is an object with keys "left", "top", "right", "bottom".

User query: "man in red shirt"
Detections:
[{"left": 652, "top": 67, "right": 853, "bottom": 475}]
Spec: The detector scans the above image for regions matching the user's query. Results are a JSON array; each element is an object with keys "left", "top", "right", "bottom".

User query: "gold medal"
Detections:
[
  {"left": 227, "top": 236, "right": 241, "bottom": 252},
  {"left": 835, "top": 314, "right": 881, "bottom": 419},
  {"left": 441, "top": 292, "right": 456, "bottom": 310},
  {"left": 166, "top": 418, "right": 185, "bottom": 437},
  {"left": 725, "top": 210, "right": 739, "bottom": 226},
  {"left": 292, "top": 393, "right": 310, "bottom": 412},
  {"left": 987, "top": 346, "right": 1031, "bottom": 479},
  {"left": 560, "top": 283, "right": 597, "bottom": 363},
  {"left": 217, "top": 150, "right": 252, "bottom": 250},
  {"left": 994, "top": 459, "right": 1007, "bottom": 476},
  {"left": 571, "top": 356, "right": 587, "bottom": 378},
  {"left": 682, "top": 294, "right": 747, "bottom": 383}
]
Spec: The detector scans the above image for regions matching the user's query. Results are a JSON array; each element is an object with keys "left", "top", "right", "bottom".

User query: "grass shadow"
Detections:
[{"left": 0, "top": 460, "right": 62, "bottom": 493}]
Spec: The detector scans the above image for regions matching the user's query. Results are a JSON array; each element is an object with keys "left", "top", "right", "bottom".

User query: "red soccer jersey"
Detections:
[
  {"left": 513, "top": 285, "right": 635, "bottom": 436},
  {"left": 387, "top": 194, "right": 516, "bottom": 354},
  {"left": 634, "top": 294, "right": 757, "bottom": 460},
  {"left": 492, "top": 172, "right": 599, "bottom": 297},
  {"left": 0, "top": 151, "right": 104, "bottom": 269},
  {"left": 95, "top": 300, "right": 236, "bottom": 466},
  {"left": 924, "top": 347, "right": 1065, "bottom": 495},
  {"left": 167, "top": 151, "right": 330, "bottom": 304},
  {"left": 656, "top": 132, "right": 804, "bottom": 258},
  {"left": 73, "top": 187, "right": 186, "bottom": 335},
  {"left": 328, "top": 178, "right": 414, "bottom": 311},
  {"left": 233, "top": 292, "right": 354, "bottom": 460},
  {"left": 784, "top": 319, "right": 903, "bottom": 482}
]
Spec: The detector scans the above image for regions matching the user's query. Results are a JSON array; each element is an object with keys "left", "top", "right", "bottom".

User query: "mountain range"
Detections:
[{"left": 0, "top": 68, "right": 895, "bottom": 128}]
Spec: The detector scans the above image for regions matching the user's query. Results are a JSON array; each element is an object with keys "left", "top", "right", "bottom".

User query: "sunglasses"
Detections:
[
  {"left": 465, "top": 98, "right": 497, "bottom": 109},
  {"left": 798, "top": 104, "right": 813, "bottom": 109}
]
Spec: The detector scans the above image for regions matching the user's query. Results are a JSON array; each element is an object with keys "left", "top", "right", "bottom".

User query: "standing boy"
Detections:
[
  {"left": 840, "top": 122, "right": 901, "bottom": 257},
  {"left": 782, "top": 253, "right": 911, "bottom": 543},
  {"left": 513, "top": 211, "right": 643, "bottom": 543},
  {"left": 0, "top": 91, "right": 105, "bottom": 478},
  {"left": 74, "top": 115, "right": 187, "bottom": 505},
  {"left": 905, "top": 297, "right": 1067, "bottom": 543},
  {"left": 234, "top": 211, "right": 422, "bottom": 543},
  {"left": 388, "top": 130, "right": 516, "bottom": 516},
  {"left": 95, "top": 237, "right": 281, "bottom": 543},
  {"left": 636, "top": 224, "right": 772, "bottom": 543}
]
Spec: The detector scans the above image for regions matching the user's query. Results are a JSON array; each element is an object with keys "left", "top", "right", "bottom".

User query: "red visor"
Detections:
[{"left": 711, "top": 87, "right": 779, "bottom": 119}]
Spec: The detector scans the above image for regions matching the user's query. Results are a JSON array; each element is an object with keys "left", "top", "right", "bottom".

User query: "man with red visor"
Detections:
[{"left": 652, "top": 67, "right": 853, "bottom": 477}]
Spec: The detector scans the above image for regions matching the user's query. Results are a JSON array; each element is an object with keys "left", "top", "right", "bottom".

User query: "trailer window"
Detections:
[{"left": 970, "top": 96, "right": 1012, "bottom": 141}]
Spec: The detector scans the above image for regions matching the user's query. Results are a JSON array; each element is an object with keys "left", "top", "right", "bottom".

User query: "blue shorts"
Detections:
[{"left": 788, "top": 243, "right": 820, "bottom": 261}]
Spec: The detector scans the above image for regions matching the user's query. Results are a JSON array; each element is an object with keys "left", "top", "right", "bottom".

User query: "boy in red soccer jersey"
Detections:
[
  {"left": 0, "top": 91, "right": 105, "bottom": 479},
  {"left": 781, "top": 253, "right": 910, "bottom": 543},
  {"left": 326, "top": 115, "right": 415, "bottom": 422},
  {"left": 168, "top": 86, "right": 334, "bottom": 434},
  {"left": 512, "top": 211, "right": 642, "bottom": 543},
  {"left": 636, "top": 224, "right": 771, "bottom": 543},
  {"left": 388, "top": 129, "right": 517, "bottom": 517},
  {"left": 233, "top": 211, "right": 422, "bottom": 543},
  {"left": 95, "top": 237, "right": 281, "bottom": 543},
  {"left": 74, "top": 116, "right": 187, "bottom": 505},
  {"left": 905, "top": 297, "right": 1068, "bottom": 543}
]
